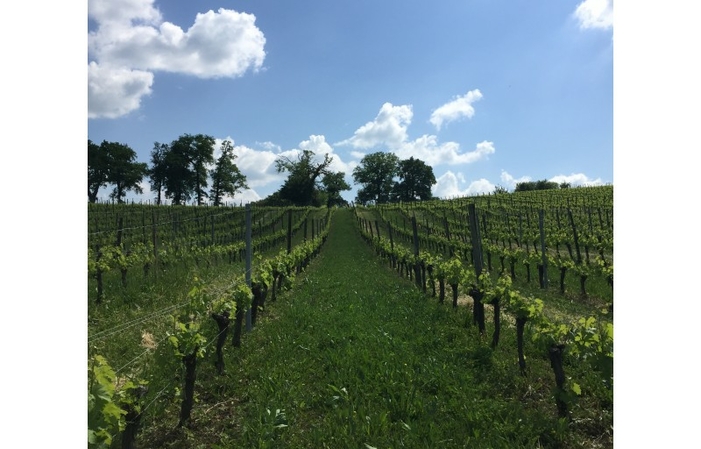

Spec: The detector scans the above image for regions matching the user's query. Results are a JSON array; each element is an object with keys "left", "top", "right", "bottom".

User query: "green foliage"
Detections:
[
  {"left": 353, "top": 152, "right": 400, "bottom": 205},
  {"left": 391, "top": 157, "right": 436, "bottom": 202},
  {"left": 87, "top": 140, "right": 147, "bottom": 203},
  {"left": 88, "top": 355, "right": 125, "bottom": 448},
  {"left": 266, "top": 150, "right": 334, "bottom": 206},
  {"left": 209, "top": 140, "right": 248, "bottom": 206},
  {"left": 321, "top": 171, "right": 351, "bottom": 207},
  {"left": 150, "top": 133, "right": 216, "bottom": 205},
  {"left": 442, "top": 257, "right": 464, "bottom": 285},
  {"left": 514, "top": 179, "right": 561, "bottom": 192}
]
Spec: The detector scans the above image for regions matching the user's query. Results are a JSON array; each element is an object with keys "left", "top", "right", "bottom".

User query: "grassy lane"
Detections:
[{"left": 142, "top": 208, "right": 605, "bottom": 448}]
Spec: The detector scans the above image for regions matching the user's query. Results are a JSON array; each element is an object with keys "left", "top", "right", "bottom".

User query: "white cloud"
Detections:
[
  {"left": 397, "top": 138, "right": 495, "bottom": 166},
  {"left": 88, "top": 0, "right": 266, "bottom": 118},
  {"left": 574, "top": 0, "right": 613, "bottom": 30},
  {"left": 429, "top": 89, "right": 483, "bottom": 131},
  {"left": 230, "top": 143, "right": 291, "bottom": 188},
  {"left": 256, "top": 141, "right": 282, "bottom": 153},
  {"left": 432, "top": 171, "right": 495, "bottom": 198},
  {"left": 498, "top": 170, "right": 605, "bottom": 190},
  {"left": 88, "top": 0, "right": 162, "bottom": 26},
  {"left": 88, "top": 62, "right": 154, "bottom": 118},
  {"left": 500, "top": 170, "right": 531, "bottom": 190},
  {"left": 335, "top": 103, "right": 412, "bottom": 149},
  {"left": 549, "top": 173, "right": 605, "bottom": 186},
  {"left": 337, "top": 102, "right": 495, "bottom": 166},
  {"left": 298, "top": 134, "right": 356, "bottom": 175}
]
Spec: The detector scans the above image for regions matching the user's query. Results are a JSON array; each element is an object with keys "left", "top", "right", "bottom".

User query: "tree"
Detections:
[
  {"left": 88, "top": 140, "right": 147, "bottom": 203},
  {"left": 268, "top": 150, "right": 334, "bottom": 206},
  {"left": 148, "top": 142, "right": 169, "bottom": 205},
  {"left": 104, "top": 142, "right": 148, "bottom": 203},
  {"left": 209, "top": 140, "right": 248, "bottom": 206},
  {"left": 162, "top": 137, "right": 196, "bottom": 205},
  {"left": 493, "top": 185, "right": 509, "bottom": 194},
  {"left": 321, "top": 171, "right": 351, "bottom": 207},
  {"left": 151, "top": 133, "right": 216, "bottom": 206},
  {"left": 88, "top": 139, "right": 108, "bottom": 203},
  {"left": 189, "top": 134, "right": 216, "bottom": 205},
  {"left": 514, "top": 179, "right": 560, "bottom": 192},
  {"left": 352, "top": 152, "right": 400, "bottom": 205},
  {"left": 391, "top": 157, "right": 436, "bottom": 202}
]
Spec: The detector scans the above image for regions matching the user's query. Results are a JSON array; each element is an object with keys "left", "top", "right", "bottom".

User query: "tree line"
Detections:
[{"left": 88, "top": 134, "right": 439, "bottom": 207}]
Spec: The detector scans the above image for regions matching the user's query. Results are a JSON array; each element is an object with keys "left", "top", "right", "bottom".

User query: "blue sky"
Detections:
[{"left": 88, "top": 0, "right": 613, "bottom": 204}]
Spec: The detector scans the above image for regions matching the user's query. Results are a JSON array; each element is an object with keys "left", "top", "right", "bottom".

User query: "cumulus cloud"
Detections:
[
  {"left": 256, "top": 141, "right": 282, "bottom": 153},
  {"left": 574, "top": 0, "right": 613, "bottom": 30},
  {"left": 298, "top": 135, "right": 356, "bottom": 175},
  {"left": 500, "top": 170, "right": 532, "bottom": 190},
  {"left": 337, "top": 102, "right": 495, "bottom": 166},
  {"left": 429, "top": 89, "right": 483, "bottom": 131},
  {"left": 432, "top": 171, "right": 495, "bottom": 198},
  {"left": 549, "top": 173, "right": 605, "bottom": 186},
  {"left": 88, "top": 0, "right": 266, "bottom": 118},
  {"left": 88, "top": 62, "right": 154, "bottom": 118},
  {"left": 396, "top": 138, "right": 495, "bottom": 166},
  {"left": 499, "top": 170, "right": 605, "bottom": 190},
  {"left": 335, "top": 103, "right": 412, "bottom": 149}
]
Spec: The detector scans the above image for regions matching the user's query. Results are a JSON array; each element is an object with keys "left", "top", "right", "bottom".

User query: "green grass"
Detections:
[{"left": 137, "top": 209, "right": 612, "bottom": 448}]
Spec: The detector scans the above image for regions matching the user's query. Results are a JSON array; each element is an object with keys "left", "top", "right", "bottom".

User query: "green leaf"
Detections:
[{"left": 571, "top": 382, "right": 581, "bottom": 396}]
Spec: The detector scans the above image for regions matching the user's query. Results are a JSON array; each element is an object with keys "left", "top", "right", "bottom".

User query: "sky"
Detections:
[{"left": 87, "top": 0, "right": 613, "bottom": 204}]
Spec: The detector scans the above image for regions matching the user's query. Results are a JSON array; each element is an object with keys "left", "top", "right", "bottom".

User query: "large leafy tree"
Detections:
[
  {"left": 189, "top": 134, "right": 216, "bottom": 205},
  {"left": 149, "top": 134, "right": 217, "bottom": 205},
  {"left": 320, "top": 171, "right": 351, "bottom": 207},
  {"left": 209, "top": 140, "right": 248, "bottom": 206},
  {"left": 514, "top": 179, "right": 560, "bottom": 192},
  {"left": 352, "top": 152, "right": 400, "bottom": 205},
  {"left": 161, "top": 137, "right": 196, "bottom": 205},
  {"left": 391, "top": 157, "right": 436, "bottom": 202},
  {"left": 262, "top": 150, "right": 334, "bottom": 206},
  {"left": 88, "top": 139, "right": 108, "bottom": 203},
  {"left": 87, "top": 139, "right": 147, "bottom": 203},
  {"left": 105, "top": 142, "right": 148, "bottom": 203},
  {"left": 147, "top": 142, "right": 169, "bottom": 205}
]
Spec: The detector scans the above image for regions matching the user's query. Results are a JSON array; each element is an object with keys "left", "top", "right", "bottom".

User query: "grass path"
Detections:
[{"left": 143, "top": 208, "right": 606, "bottom": 448}]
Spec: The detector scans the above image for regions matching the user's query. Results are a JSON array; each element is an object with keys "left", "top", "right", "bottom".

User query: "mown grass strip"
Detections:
[{"left": 142, "top": 208, "right": 608, "bottom": 448}]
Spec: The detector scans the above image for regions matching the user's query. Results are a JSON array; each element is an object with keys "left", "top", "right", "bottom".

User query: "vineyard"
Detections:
[{"left": 88, "top": 186, "right": 613, "bottom": 448}]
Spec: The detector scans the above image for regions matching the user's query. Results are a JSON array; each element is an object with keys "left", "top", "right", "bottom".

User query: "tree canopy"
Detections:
[
  {"left": 352, "top": 152, "right": 436, "bottom": 205},
  {"left": 147, "top": 133, "right": 241, "bottom": 205},
  {"left": 391, "top": 157, "right": 436, "bottom": 202},
  {"left": 514, "top": 179, "right": 561, "bottom": 192},
  {"left": 209, "top": 140, "right": 248, "bottom": 206},
  {"left": 88, "top": 140, "right": 147, "bottom": 203},
  {"left": 258, "top": 150, "right": 349, "bottom": 207},
  {"left": 321, "top": 171, "right": 351, "bottom": 207},
  {"left": 352, "top": 152, "right": 400, "bottom": 205}
]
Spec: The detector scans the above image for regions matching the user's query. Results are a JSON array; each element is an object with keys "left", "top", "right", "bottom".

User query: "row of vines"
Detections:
[
  {"left": 354, "top": 185, "right": 613, "bottom": 423},
  {"left": 88, "top": 203, "right": 333, "bottom": 448}
]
